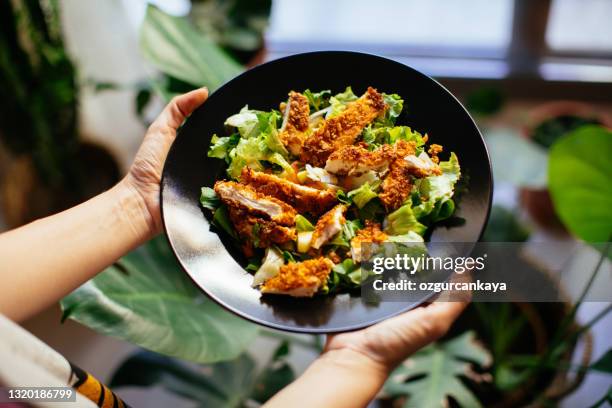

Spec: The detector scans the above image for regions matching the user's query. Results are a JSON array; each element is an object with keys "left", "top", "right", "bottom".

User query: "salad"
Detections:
[{"left": 200, "top": 86, "right": 461, "bottom": 297}]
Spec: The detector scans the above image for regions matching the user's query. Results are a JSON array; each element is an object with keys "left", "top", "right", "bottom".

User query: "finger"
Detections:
[{"left": 152, "top": 87, "right": 209, "bottom": 131}]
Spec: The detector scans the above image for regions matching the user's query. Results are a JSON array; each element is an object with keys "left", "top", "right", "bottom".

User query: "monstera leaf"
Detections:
[
  {"left": 385, "top": 332, "right": 491, "bottom": 408},
  {"left": 140, "top": 5, "right": 243, "bottom": 90},
  {"left": 549, "top": 126, "right": 612, "bottom": 242},
  {"left": 61, "top": 237, "right": 258, "bottom": 363},
  {"left": 110, "top": 342, "right": 294, "bottom": 406}
]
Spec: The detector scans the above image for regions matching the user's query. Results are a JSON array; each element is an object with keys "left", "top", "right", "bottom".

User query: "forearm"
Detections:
[
  {"left": 0, "top": 180, "right": 152, "bottom": 321},
  {"left": 264, "top": 348, "right": 389, "bottom": 408}
]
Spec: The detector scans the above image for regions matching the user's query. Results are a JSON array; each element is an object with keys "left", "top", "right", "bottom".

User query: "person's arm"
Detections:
[
  {"left": 0, "top": 88, "right": 208, "bottom": 321},
  {"left": 265, "top": 301, "right": 467, "bottom": 408}
]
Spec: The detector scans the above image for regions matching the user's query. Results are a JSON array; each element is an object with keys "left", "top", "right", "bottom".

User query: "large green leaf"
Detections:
[
  {"left": 110, "top": 342, "right": 294, "bottom": 407},
  {"left": 385, "top": 332, "right": 491, "bottom": 408},
  {"left": 111, "top": 350, "right": 256, "bottom": 407},
  {"left": 60, "top": 237, "right": 258, "bottom": 363},
  {"left": 250, "top": 341, "right": 295, "bottom": 403},
  {"left": 548, "top": 126, "right": 612, "bottom": 242},
  {"left": 140, "top": 5, "right": 243, "bottom": 90},
  {"left": 484, "top": 129, "right": 548, "bottom": 189},
  {"left": 591, "top": 349, "right": 612, "bottom": 374}
]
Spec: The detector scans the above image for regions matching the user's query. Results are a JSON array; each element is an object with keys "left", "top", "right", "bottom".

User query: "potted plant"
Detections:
[
  {"left": 520, "top": 101, "right": 612, "bottom": 232},
  {"left": 0, "top": 0, "right": 120, "bottom": 228}
]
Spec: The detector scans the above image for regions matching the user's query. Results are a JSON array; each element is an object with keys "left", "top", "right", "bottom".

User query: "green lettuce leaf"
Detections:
[
  {"left": 257, "top": 111, "right": 288, "bottom": 156},
  {"left": 375, "top": 93, "right": 403, "bottom": 127},
  {"left": 227, "top": 137, "right": 267, "bottom": 178},
  {"left": 329, "top": 219, "right": 362, "bottom": 247},
  {"left": 385, "top": 232, "right": 427, "bottom": 267},
  {"left": 413, "top": 152, "right": 461, "bottom": 222},
  {"left": 348, "top": 183, "right": 378, "bottom": 209},
  {"left": 199, "top": 187, "right": 220, "bottom": 210},
  {"left": 303, "top": 89, "right": 331, "bottom": 111},
  {"left": 388, "top": 126, "right": 425, "bottom": 146},
  {"left": 208, "top": 134, "right": 240, "bottom": 160},
  {"left": 328, "top": 87, "right": 358, "bottom": 118},
  {"left": 362, "top": 126, "right": 424, "bottom": 150},
  {"left": 213, "top": 205, "right": 237, "bottom": 239},
  {"left": 225, "top": 106, "right": 260, "bottom": 137},
  {"left": 266, "top": 152, "right": 293, "bottom": 174},
  {"left": 295, "top": 215, "right": 315, "bottom": 232},
  {"left": 384, "top": 204, "right": 427, "bottom": 236}
]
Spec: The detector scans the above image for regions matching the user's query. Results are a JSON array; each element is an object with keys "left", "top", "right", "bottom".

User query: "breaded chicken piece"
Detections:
[
  {"left": 404, "top": 152, "right": 443, "bottom": 177},
  {"left": 228, "top": 207, "right": 296, "bottom": 250},
  {"left": 379, "top": 159, "right": 414, "bottom": 211},
  {"left": 350, "top": 221, "right": 388, "bottom": 262},
  {"left": 325, "top": 140, "right": 416, "bottom": 176},
  {"left": 379, "top": 151, "right": 442, "bottom": 210},
  {"left": 241, "top": 168, "right": 336, "bottom": 215},
  {"left": 325, "top": 144, "right": 392, "bottom": 176},
  {"left": 300, "top": 87, "right": 387, "bottom": 166},
  {"left": 279, "top": 91, "right": 310, "bottom": 156},
  {"left": 214, "top": 181, "right": 296, "bottom": 226},
  {"left": 311, "top": 204, "right": 347, "bottom": 249},
  {"left": 428, "top": 143, "right": 443, "bottom": 164},
  {"left": 261, "top": 257, "right": 334, "bottom": 297}
]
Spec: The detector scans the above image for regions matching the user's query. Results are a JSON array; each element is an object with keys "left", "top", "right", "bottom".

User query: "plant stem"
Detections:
[{"left": 552, "top": 240, "right": 610, "bottom": 346}]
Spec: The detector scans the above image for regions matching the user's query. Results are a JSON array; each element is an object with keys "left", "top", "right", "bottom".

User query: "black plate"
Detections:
[{"left": 161, "top": 51, "right": 492, "bottom": 333}]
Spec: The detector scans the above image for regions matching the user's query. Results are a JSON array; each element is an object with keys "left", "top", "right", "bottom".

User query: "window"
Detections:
[
  {"left": 267, "top": 0, "right": 514, "bottom": 56},
  {"left": 547, "top": 0, "right": 612, "bottom": 53}
]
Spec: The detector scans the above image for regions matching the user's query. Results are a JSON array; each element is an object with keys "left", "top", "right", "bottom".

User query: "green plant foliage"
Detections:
[
  {"left": 111, "top": 350, "right": 257, "bottom": 406},
  {"left": 60, "top": 237, "right": 258, "bottom": 363},
  {"left": 531, "top": 115, "right": 601, "bottom": 149},
  {"left": 140, "top": 4, "right": 243, "bottom": 91},
  {"left": 588, "top": 386, "right": 612, "bottom": 408},
  {"left": 548, "top": 126, "right": 612, "bottom": 242},
  {"left": 385, "top": 331, "right": 491, "bottom": 408},
  {"left": 110, "top": 341, "right": 294, "bottom": 406},
  {"left": 0, "top": 0, "right": 80, "bottom": 187},
  {"left": 591, "top": 349, "right": 612, "bottom": 374},
  {"left": 190, "top": 0, "right": 272, "bottom": 56},
  {"left": 484, "top": 129, "right": 548, "bottom": 189},
  {"left": 465, "top": 87, "right": 504, "bottom": 116},
  {"left": 481, "top": 206, "right": 530, "bottom": 242}
]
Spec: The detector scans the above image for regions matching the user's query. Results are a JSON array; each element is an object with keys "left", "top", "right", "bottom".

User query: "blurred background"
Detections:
[{"left": 1, "top": 0, "right": 611, "bottom": 407}]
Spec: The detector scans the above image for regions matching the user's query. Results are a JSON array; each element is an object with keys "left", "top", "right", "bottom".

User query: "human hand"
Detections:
[
  {"left": 324, "top": 301, "right": 468, "bottom": 375},
  {"left": 121, "top": 87, "right": 208, "bottom": 238},
  {"left": 265, "top": 300, "right": 468, "bottom": 408}
]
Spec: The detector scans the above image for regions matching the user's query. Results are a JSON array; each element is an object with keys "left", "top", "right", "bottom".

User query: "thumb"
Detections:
[{"left": 153, "top": 87, "right": 209, "bottom": 131}]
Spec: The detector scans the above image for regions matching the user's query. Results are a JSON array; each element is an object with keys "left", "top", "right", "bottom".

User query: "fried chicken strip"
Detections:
[
  {"left": 350, "top": 221, "right": 388, "bottom": 262},
  {"left": 261, "top": 257, "right": 334, "bottom": 297},
  {"left": 404, "top": 152, "right": 442, "bottom": 178},
  {"left": 279, "top": 91, "right": 310, "bottom": 156},
  {"left": 311, "top": 204, "right": 347, "bottom": 249},
  {"left": 228, "top": 207, "right": 296, "bottom": 251},
  {"left": 379, "top": 151, "right": 442, "bottom": 211},
  {"left": 214, "top": 180, "right": 296, "bottom": 226},
  {"left": 325, "top": 140, "right": 416, "bottom": 176},
  {"left": 241, "top": 168, "right": 337, "bottom": 215},
  {"left": 379, "top": 159, "right": 415, "bottom": 211},
  {"left": 300, "top": 87, "right": 387, "bottom": 166}
]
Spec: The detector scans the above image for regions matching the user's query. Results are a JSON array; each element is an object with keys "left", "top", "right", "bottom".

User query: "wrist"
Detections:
[
  {"left": 317, "top": 347, "right": 391, "bottom": 382},
  {"left": 266, "top": 348, "right": 390, "bottom": 408},
  {"left": 112, "top": 179, "right": 158, "bottom": 244}
]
